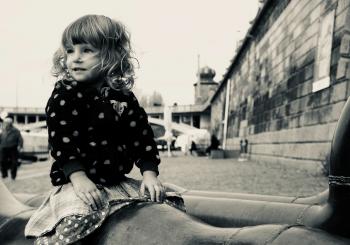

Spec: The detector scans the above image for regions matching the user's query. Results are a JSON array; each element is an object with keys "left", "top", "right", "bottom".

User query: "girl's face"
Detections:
[{"left": 65, "top": 43, "right": 101, "bottom": 84}]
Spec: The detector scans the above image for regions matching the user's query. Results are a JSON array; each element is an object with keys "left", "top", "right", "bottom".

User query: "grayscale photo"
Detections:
[{"left": 0, "top": 0, "right": 349, "bottom": 244}]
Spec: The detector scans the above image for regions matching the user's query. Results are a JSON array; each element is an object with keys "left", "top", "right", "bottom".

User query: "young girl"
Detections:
[{"left": 25, "top": 14, "right": 184, "bottom": 244}]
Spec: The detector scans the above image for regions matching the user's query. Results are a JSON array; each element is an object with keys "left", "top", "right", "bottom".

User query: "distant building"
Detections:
[
  {"left": 210, "top": 0, "right": 350, "bottom": 164},
  {"left": 145, "top": 65, "right": 218, "bottom": 129},
  {"left": 0, "top": 107, "right": 45, "bottom": 125},
  {"left": 194, "top": 66, "right": 218, "bottom": 105}
]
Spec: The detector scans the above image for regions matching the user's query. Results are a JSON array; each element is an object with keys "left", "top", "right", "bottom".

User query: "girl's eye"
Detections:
[
  {"left": 66, "top": 49, "right": 74, "bottom": 54},
  {"left": 84, "top": 48, "right": 93, "bottom": 53}
]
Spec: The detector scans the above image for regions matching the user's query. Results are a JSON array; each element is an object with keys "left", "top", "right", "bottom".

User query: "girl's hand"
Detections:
[
  {"left": 140, "top": 171, "right": 165, "bottom": 202},
  {"left": 70, "top": 171, "right": 105, "bottom": 210}
]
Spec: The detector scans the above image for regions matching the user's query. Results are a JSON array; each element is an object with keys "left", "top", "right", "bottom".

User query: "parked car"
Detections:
[
  {"left": 175, "top": 129, "right": 210, "bottom": 154},
  {"left": 19, "top": 122, "right": 49, "bottom": 162}
]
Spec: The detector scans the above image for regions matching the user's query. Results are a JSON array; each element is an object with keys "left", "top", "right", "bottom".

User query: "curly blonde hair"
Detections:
[{"left": 52, "top": 14, "right": 136, "bottom": 91}]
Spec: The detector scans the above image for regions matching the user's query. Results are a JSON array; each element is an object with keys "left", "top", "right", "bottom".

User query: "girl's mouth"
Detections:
[{"left": 72, "top": 68, "right": 86, "bottom": 71}]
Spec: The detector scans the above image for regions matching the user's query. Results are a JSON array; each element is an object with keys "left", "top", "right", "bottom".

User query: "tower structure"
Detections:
[{"left": 193, "top": 66, "right": 218, "bottom": 105}]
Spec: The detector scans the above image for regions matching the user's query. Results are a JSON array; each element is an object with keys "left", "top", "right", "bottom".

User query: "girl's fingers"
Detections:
[
  {"left": 91, "top": 190, "right": 103, "bottom": 209},
  {"left": 140, "top": 182, "right": 145, "bottom": 197},
  {"left": 84, "top": 192, "right": 97, "bottom": 210},
  {"left": 77, "top": 192, "right": 90, "bottom": 206},
  {"left": 147, "top": 184, "right": 155, "bottom": 202},
  {"left": 154, "top": 185, "right": 161, "bottom": 202}
]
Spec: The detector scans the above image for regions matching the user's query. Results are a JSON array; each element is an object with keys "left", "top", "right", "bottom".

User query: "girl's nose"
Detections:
[{"left": 72, "top": 51, "right": 82, "bottom": 62}]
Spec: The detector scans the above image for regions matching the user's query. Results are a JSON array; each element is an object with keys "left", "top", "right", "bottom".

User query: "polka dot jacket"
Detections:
[{"left": 46, "top": 80, "right": 160, "bottom": 186}]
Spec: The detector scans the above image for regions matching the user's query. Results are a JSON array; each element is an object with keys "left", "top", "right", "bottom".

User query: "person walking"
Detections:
[{"left": 0, "top": 117, "right": 23, "bottom": 180}]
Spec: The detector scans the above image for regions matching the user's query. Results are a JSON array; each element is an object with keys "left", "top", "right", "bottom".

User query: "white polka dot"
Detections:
[
  {"left": 51, "top": 131, "right": 55, "bottom": 137},
  {"left": 73, "top": 131, "right": 79, "bottom": 136},
  {"left": 94, "top": 96, "right": 99, "bottom": 100},
  {"left": 81, "top": 153, "right": 86, "bottom": 157},
  {"left": 156, "top": 155, "right": 160, "bottom": 159},
  {"left": 46, "top": 106, "right": 50, "bottom": 112},
  {"left": 55, "top": 242, "right": 59, "bottom": 245},
  {"left": 92, "top": 161, "right": 97, "bottom": 165},
  {"left": 134, "top": 141, "right": 139, "bottom": 147},
  {"left": 50, "top": 112, "right": 56, "bottom": 117},
  {"left": 59, "top": 235, "right": 64, "bottom": 240},
  {"left": 130, "top": 121, "right": 136, "bottom": 127},
  {"left": 88, "top": 126, "right": 93, "bottom": 131},
  {"left": 86, "top": 229, "right": 90, "bottom": 234},
  {"left": 117, "top": 146, "right": 123, "bottom": 151},
  {"left": 60, "top": 100, "right": 66, "bottom": 106},
  {"left": 101, "top": 140, "right": 108, "bottom": 145},
  {"left": 60, "top": 120, "right": 67, "bottom": 125},
  {"left": 128, "top": 110, "right": 134, "bottom": 115},
  {"left": 145, "top": 146, "right": 152, "bottom": 151},
  {"left": 69, "top": 156, "right": 76, "bottom": 160},
  {"left": 100, "top": 178, "right": 106, "bottom": 183},
  {"left": 104, "top": 159, "right": 111, "bottom": 165},
  {"left": 101, "top": 211, "right": 106, "bottom": 215},
  {"left": 62, "top": 137, "right": 70, "bottom": 143},
  {"left": 56, "top": 178, "right": 61, "bottom": 182},
  {"left": 115, "top": 116, "right": 119, "bottom": 121},
  {"left": 57, "top": 151, "right": 61, "bottom": 156},
  {"left": 65, "top": 238, "right": 70, "bottom": 243},
  {"left": 95, "top": 224, "right": 99, "bottom": 228},
  {"left": 89, "top": 142, "right": 96, "bottom": 147},
  {"left": 84, "top": 219, "right": 88, "bottom": 223},
  {"left": 87, "top": 104, "right": 90, "bottom": 109},
  {"left": 77, "top": 234, "right": 81, "bottom": 239},
  {"left": 72, "top": 110, "right": 78, "bottom": 116},
  {"left": 118, "top": 165, "right": 124, "bottom": 171},
  {"left": 89, "top": 168, "right": 96, "bottom": 174},
  {"left": 77, "top": 92, "right": 83, "bottom": 98},
  {"left": 74, "top": 224, "right": 79, "bottom": 228},
  {"left": 66, "top": 85, "right": 72, "bottom": 90},
  {"left": 98, "top": 112, "right": 104, "bottom": 119},
  {"left": 53, "top": 94, "right": 59, "bottom": 99},
  {"left": 68, "top": 220, "right": 72, "bottom": 225},
  {"left": 64, "top": 228, "right": 68, "bottom": 232},
  {"left": 142, "top": 129, "right": 148, "bottom": 135},
  {"left": 72, "top": 81, "right": 78, "bottom": 86},
  {"left": 55, "top": 84, "right": 61, "bottom": 89}
]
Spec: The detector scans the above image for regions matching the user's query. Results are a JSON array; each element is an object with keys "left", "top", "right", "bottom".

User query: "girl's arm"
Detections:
[
  {"left": 124, "top": 92, "right": 164, "bottom": 201},
  {"left": 46, "top": 81, "right": 104, "bottom": 209}
]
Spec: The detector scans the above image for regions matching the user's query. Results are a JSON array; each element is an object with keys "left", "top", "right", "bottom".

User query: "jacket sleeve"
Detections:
[
  {"left": 124, "top": 92, "right": 161, "bottom": 175},
  {"left": 46, "top": 81, "right": 85, "bottom": 179}
]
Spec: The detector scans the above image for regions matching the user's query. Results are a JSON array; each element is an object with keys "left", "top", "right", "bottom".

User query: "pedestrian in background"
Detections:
[
  {"left": 25, "top": 14, "right": 184, "bottom": 244},
  {"left": 0, "top": 117, "right": 23, "bottom": 181}
]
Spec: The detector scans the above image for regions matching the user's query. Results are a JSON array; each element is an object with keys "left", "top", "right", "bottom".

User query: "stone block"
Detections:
[
  {"left": 210, "top": 150, "right": 225, "bottom": 159},
  {"left": 310, "top": 3, "right": 322, "bottom": 23},
  {"left": 340, "top": 34, "right": 350, "bottom": 56},
  {"left": 336, "top": 57, "right": 350, "bottom": 79},
  {"left": 336, "top": 0, "right": 350, "bottom": 15},
  {"left": 330, "top": 81, "right": 347, "bottom": 103},
  {"left": 334, "top": 4, "right": 349, "bottom": 30}
]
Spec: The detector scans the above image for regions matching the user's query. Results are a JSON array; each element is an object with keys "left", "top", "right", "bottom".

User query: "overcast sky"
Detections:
[{"left": 0, "top": 0, "right": 259, "bottom": 108}]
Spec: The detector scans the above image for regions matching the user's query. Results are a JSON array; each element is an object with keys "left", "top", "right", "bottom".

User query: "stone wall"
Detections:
[{"left": 212, "top": 0, "right": 350, "bottom": 166}]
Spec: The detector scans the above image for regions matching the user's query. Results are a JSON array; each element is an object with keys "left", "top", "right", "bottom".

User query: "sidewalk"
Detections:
[{"left": 4, "top": 151, "right": 328, "bottom": 197}]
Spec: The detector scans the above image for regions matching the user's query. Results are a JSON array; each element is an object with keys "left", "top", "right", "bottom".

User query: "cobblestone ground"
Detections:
[{"left": 4, "top": 151, "right": 328, "bottom": 197}]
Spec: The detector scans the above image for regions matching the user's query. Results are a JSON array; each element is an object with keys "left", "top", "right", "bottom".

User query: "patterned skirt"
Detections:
[{"left": 24, "top": 177, "right": 185, "bottom": 245}]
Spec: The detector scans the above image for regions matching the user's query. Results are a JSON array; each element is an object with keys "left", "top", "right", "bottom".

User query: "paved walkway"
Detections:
[{"left": 3, "top": 152, "right": 328, "bottom": 198}]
